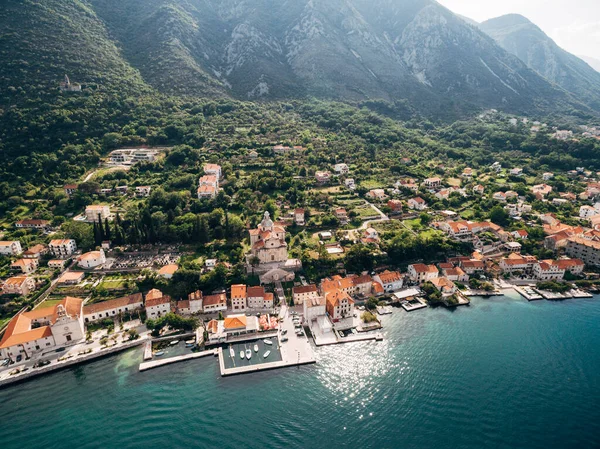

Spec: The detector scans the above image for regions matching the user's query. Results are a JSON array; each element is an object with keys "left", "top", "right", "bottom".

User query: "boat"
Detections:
[
  {"left": 239, "top": 351, "right": 245, "bottom": 359},
  {"left": 263, "top": 339, "right": 273, "bottom": 345},
  {"left": 169, "top": 340, "right": 179, "bottom": 345},
  {"left": 263, "top": 350, "right": 271, "bottom": 358},
  {"left": 254, "top": 344, "right": 259, "bottom": 353},
  {"left": 245, "top": 349, "right": 252, "bottom": 359},
  {"left": 229, "top": 347, "right": 235, "bottom": 358},
  {"left": 185, "top": 340, "right": 195, "bottom": 347},
  {"left": 154, "top": 351, "right": 165, "bottom": 357}
]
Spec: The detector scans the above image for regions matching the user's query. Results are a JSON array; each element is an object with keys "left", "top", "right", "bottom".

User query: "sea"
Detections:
[{"left": 1, "top": 290, "right": 599, "bottom": 449}]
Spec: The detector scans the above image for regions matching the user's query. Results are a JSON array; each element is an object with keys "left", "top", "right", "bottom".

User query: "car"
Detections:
[
  {"left": 281, "top": 337, "right": 288, "bottom": 342},
  {"left": 281, "top": 329, "right": 287, "bottom": 335},
  {"left": 55, "top": 347, "right": 66, "bottom": 352},
  {"left": 1, "top": 359, "right": 9, "bottom": 367}
]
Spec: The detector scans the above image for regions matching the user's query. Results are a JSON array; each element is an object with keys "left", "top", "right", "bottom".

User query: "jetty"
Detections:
[
  {"left": 400, "top": 297, "right": 428, "bottom": 312},
  {"left": 139, "top": 349, "right": 218, "bottom": 372},
  {"left": 514, "top": 286, "right": 543, "bottom": 301}
]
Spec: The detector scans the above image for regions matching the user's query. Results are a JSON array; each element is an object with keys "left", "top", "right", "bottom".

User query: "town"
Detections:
[{"left": 1, "top": 112, "right": 600, "bottom": 385}]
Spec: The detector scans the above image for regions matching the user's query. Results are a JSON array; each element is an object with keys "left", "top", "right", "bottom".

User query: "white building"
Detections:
[
  {"left": 0, "top": 296, "right": 85, "bottom": 361},
  {"left": 135, "top": 186, "right": 152, "bottom": 197},
  {"left": 77, "top": 249, "right": 106, "bottom": 269},
  {"left": 324, "top": 290, "right": 355, "bottom": 322},
  {"left": 246, "top": 286, "right": 274, "bottom": 309},
  {"left": 579, "top": 205, "right": 600, "bottom": 219},
  {"left": 533, "top": 261, "right": 565, "bottom": 281},
  {"left": 230, "top": 284, "right": 247, "bottom": 312},
  {"left": 11, "top": 258, "right": 38, "bottom": 274},
  {"left": 145, "top": 289, "right": 171, "bottom": 318},
  {"left": 204, "top": 163, "right": 222, "bottom": 179},
  {"left": 333, "top": 163, "right": 349, "bottom": 175},
  {"left": 345, "top": 178, "right": 356, "bottom": 190},
  {"left": 85, "top": 205, "right": 110, "bottom": 222},
  {"left": 83, "top": 293, "right": 143, "bottom": 323},
  {"left": 0, "top": 241, "right": 22, "bottom": 256},
  {"left": 292, "top": 284, "right": 319, "bottom": 305},
  {"left": 373, "top": 270, "right": 403, "bottom": 293},
  {"left": 2, "top": 276, "right": 36, "bottom": 296},
  {"left": 49, "top": 239, "right": 77, "bottom": 258},
  {"left": 303, "top": 295, "right": 326, "bottom": 323},
  {"left": 408, "top": 197, "right": 427, "bottom": 210},
  {"left": 203, "top": 293, "right": 227, "bottom": 313},
  {"left": 294, "top": 208, "right": 305, "bottom": 226},
  {"left": 407, "top": 264, "right": 439, "bottom": 283}
]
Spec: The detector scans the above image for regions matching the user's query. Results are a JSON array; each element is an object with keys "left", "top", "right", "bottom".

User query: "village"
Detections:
[{"left": 2, "top": 117, "right": 600, "bottom": 383}]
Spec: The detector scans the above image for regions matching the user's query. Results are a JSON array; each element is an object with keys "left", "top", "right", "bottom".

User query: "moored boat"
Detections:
[
  {"left": 254, "top": 344, "right": 259, "bottom": 352},
  {"left": 245, "top": 349, "right": 252, "bottom": 359},
  {"left": 263, "top": 350, "right": 271, "bottom": 358},
  {"left": 229, "top": 347, "right": 235, "bottom": 358},
  {"left": 155, "top": 351, "right": 165, "bottom": 357},
  {"left": 169, "top": 340, "right": 179, "bottom": 345},
  {"left": 239, "top": 350, "right": 245, "bottom": 359},
  {"left": 185, "top": 340, "right": 195, "bottom": 347},
  {"left": 263, "top": 339, "right": 273, "bottom": 345}
]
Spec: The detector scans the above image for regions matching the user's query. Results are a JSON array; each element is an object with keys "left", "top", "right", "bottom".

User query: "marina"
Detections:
[{"left": 139, "top": 349, "right": 218, "bottom": 372}]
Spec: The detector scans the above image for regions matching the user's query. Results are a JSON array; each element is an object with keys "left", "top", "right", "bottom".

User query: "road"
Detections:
[{"left": 359, "top": 200, "right": 389, "bottom": 230}]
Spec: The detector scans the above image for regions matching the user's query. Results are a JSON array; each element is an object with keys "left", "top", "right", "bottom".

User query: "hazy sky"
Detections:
[{"left": 437, "top": 0, "right": 600, "bottom": 60}]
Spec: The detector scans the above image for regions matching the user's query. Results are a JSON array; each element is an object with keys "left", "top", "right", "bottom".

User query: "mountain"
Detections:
[
  {"left": 0, "top": 0, "right": 595, "bottom": 118},
  {"left": 480, "top": 14, "right": 600, "bottom": 111},
  {"left": 579, "top": 56, "right": 600, "bottom": 73}
]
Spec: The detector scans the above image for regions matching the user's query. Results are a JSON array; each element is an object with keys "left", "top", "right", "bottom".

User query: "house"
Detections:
[
  {"left": 408, "top": 264, "right": 439, "bottom": 283},
  {"left": 491, "top": 161, "right": 502, "bottom": 172},
  {"left": 145, "top": 289, "right": 171, "bottom": 318},
  {"left": 203, "top": 293, "right": 227, "bottom": 313},
  {"left": 230, "top": 284, "right": 247, "bottom": 312},
  {"left": 197, "top": 184, "right": 217, "bottom": 199},
  {"left": 248, "top": 150, "right": 259, "bottom": 159},
  {"left": 344, "top": 178, "right": 356, "bottom": 190},
  {"left": 423, "top": 177, "right": 442, "bottom": 189},
  {"left": 442, "top": 267, "right": 469, "bottom": 282},
  {"left": 554, "top": 258, "right": 585, "bottom": 275},
  {"left": 408, "top": 197, "right": 427, "bottom": 210},
  {"left": 543, "top": 172, "right": 554, "bottom": 181},
  {"left": 352, "top": 274, "right": 374, "bottom": 296},
  {"left": 135, "top": 186, "right": 152, "bottom": 197},
  {"left": 324, "top": 289, "right": 355, "bottom": 322},
  {"left": 203, "top": 163, "right": 222, "bottom": 179},
  {"left": 0, "top": 296, "right": 84, "bottom": 361},
  {"left": 366, "top": 189, "right": 387, "bottom": 201},
  {"left": 198, "top": 174, "right": 219, "bottom": 199},
  {"left": 509, "top": 168, "right": 523, "bottom": 176},
  {"left": 223, "top": 314, "right": 259, "bottom": 337},
  {"left": 531, "top": 184, "right": 553, "bottom": 199},
  {"left": 0, "top": 241, "right": 23, "bottom": 256},
  {"left": 60, "top": 74, "right": 82, "bottom": 92},
  {"left": 505, "top": 191, "right": 518, "bottom": 200},
  {"left": 49, "top": 239, "right": 77, "bottom": 258},
  {"left": 11, "top": 259, "right": 38, "bottom": 274},
  {"left": 493, "top": 192, "right": 507, "bottom": 202},
  {"left": 292, "top": 284, "right": 319, "bottom": 305},
  {"left": 77, "top": 249, "right": 106, "bottom": 269},
  {"left": 505, "top": 242, "right": 522, "bottom": 253},
  {"left": 23, "top": 244, "right": 47, "bottom": 259},
  {"left": 205, "top": 259, "right": 217, "bottom": 270},
  {"left": 498, "top": 254, "right": 537, "bottom": 274},
  {"left": 2, "top": 276, "right": 35, "bottom": 296},
  {"left": 334, "top": 208, "right": 349, "bottom": 224},
  {"left": 579, "top": 205, "right": 599, "bottom": 219},
  {"left": 83, "top": 293, "right": 144, "bottom": 323},
  {"left": 57, "top": 271, "right": 85, "bottom": 285},
  {"left": 85, "top": 205, "right": 111, "bottom": 222},
  {"left": 315, "top": 171, "right": 331, "bottom": 184},
  {"left": 294, "top": 208, "right": 305, "bottom": 226},
  {"left": 116, "top": 186, "right": 128, "bottom": 195},
  {"left": 15, "top": 219, "right": 50, "bottom": 229},
  {"left": 64, "top": 184, "right": 78, "bottom": 196},
  {"left": 247, "top": 286, "right": 272, "bottom": 309},
  {"left": 178, "top": 290, "right": 203, "bottom": 314},
  {"left": 553, "top": 130, "right": 573, "bottom": 140},
  {"left": 460, "top": 259, "right": 485, "bottom": 275},
  {"left": 461, "top": 168, "right": 473, "bottom": 178},
  {"left": 303, "top": 295, "right": 327, "bottom": 322},
  {"left": 387, "top": 200, "right": 403, "bottom": 215},
  {"left": 48, "top": 259, "right": 68, "bottom": 270},
  {"left": 511, "top": 230, "right": 528, "bottom": 240},
  {"left": 373, "top": 270, "right": 403, "bottom": 293},
  {"left": 333, "top": 163, "right": 349, "bottom": 175},
  {"left": 533, "top": 261, "right": 565, "bottom": 281},
  {"left": 158, "top": 264, "right": 178, "bottom": 279},
  {"left": 435, "top": 189, "right": 451, "bottom": 200},
  {"left": 473, "top": 185, "right": 485, "bottom": 195},
  {"left": 430, "top": 277, "right": 457, "bottom": 295},
  {"left": 362, "top": 227, "right": 380, "bottom": 244}
]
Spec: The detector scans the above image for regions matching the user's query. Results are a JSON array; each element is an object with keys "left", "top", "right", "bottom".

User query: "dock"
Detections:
[
  {"left": 514, "top": 286, "right": 543, "bottom": 301},
  {"left": 139, "top": 349, "right": 218, "bottom": 372},
  {"left": 218, "top": 347, "right": 316, "bottom": 376},
  {"left": 376, "top": 305, "right": 393, "bottom": 315},
  {"left": 400, "top": 298, "right": 428, "bottom": 312}
]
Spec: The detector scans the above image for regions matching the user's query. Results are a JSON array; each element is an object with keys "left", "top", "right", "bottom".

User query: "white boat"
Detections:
[
  {"left": 185, "top": 340, "right": 195, "bottom": 347},
  {"left": 263, "top": 350, "right": 271, "bottom": 358},
  {"left": 254, "top": 344, "right": 259, "bottom": 352},
  {"left": 245, "top": 349, "right": 252, "bottom": 359},
  {"left": 229, "top": 347, "right": 235, "bottom": 358},
  {"left": 154, "top": 351, "right": 165, "bottom": 357},
  {"left": 263, "top": 339, "right": 273, "bottom": 345},
  {"left": 169, "top": 340, "right": 179, "bottom": 345},
  {"left": 239, "top": 351, "right": 245, "bottom": 359}
]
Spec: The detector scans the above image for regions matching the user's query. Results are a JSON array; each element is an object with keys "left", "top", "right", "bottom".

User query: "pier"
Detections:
[
  {"left": 139, "top": 349, "right": 218, "bottom": 372},
  {"left": 400, "top": 298, "right": 428, "bottom": 312},
  {"left": 513, "top": 286, "right": 543, "bottom": 301}
]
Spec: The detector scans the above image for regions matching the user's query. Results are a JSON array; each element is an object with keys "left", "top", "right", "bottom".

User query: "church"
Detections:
[{"left": 246, "top": 212, "right": 301, "bottom": 283}]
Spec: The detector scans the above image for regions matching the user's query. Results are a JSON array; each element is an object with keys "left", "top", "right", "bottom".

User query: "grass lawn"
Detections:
[
  {"left": 403, "top": 218, "right": 423, "bottom": 230},
  {"left": 446, "top": 177, "right": 462, "bottom": 187},
  {"left": 0, "top": 317, "right": 12, "bottom": 329},
  {"left": 38, "top": 299, "right": 64, "bottom": 308},
  {"left": 99, "top": 279, "right": 130, "bottom": 290},
  {"left": 373, "top": 221, "right": 404, "bottom": 233},
  {"left": 354, "top": 205, "right": 379, "bottom": 219},
  {"left": 419, "top": 229, "right": 443, "bottom": 239},
  {"left": 360, "top": 179, "right": 385, "bottom": 189},
  {"left": 460, "top": 209, "right": 475, "bottom": 219}
]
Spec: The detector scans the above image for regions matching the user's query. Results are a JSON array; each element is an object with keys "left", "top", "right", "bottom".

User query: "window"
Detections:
[
  {"left": 46, "top": 343, "right": 51, "bottom": 346},
  {"left": 66, "top": 335, "right": 72, "bottom": 342}
]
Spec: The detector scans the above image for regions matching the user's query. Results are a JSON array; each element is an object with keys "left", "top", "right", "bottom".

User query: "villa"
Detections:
[
  {"left": 408, "top": 264, "right": 439, "bottom": 283},
  {"left": 2, "top": 276, "right": 36, "bottom": 296},
  {"left": 408, "top": 197, "right": 427, "bottom": 210},
  {"left": 15, "top": 219, "right": 50, "bottom": 229},
  {"left": 0, "top": 241, "right": 23, "bottom": 256},
  {"left": 324, "top": 289, "right": 355, "bottom": 322},
  {"left": 203, "top": 293, "right": 227, "bottom": 313},
  {"left": 294, "top": 208, "right": 305, "bottom": 226},
  {"left": 231, "top": 284, "right": 248, "bottom": 312},
  {"left": 292, "top": 284, "right": 319, "bottom": 305},
  {"left": 373, "top": 270, "right": 403, "bottom": 293},
  {"left": 11, "top": 258, "right": 38, "bottom": 274},
  {"left": 23, "top": 244, "right": 47, "bottom": 259},
  {"left": 77, "top": 249, "right": 106, "bottom": 269},
  {"left": 145, "top": 289, "right": 171, "bottom": 318},
  {"left": 158, "top": 264, "right": 178, "bottom": 279},
  {"left": 83, "top": 293, "right": 144, "bottom": 323},
  {"left": 204, "top": 163, "right": 222, "bottom": 179},
  {"left": 85, "top": 205, "right": 111, "bottom": 222}
]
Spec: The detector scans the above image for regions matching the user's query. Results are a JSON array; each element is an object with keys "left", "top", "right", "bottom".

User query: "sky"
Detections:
[{"left": 437, "top": 0, "right": 600, "bottom": 61}]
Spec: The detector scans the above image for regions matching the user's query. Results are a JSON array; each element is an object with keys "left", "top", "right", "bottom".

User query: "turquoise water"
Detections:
[{"left": 1, "top": 291, "right": 600, "bottom": 449}]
